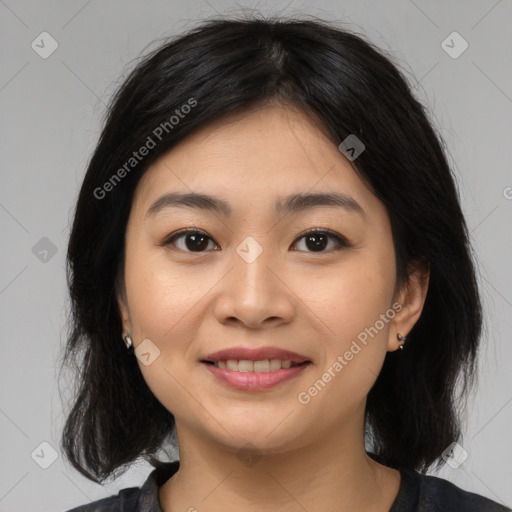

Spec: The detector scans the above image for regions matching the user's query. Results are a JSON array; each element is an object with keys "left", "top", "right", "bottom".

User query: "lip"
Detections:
[
  {"left": 201, "top": 361, "right": 312, "bottom": 391},
  {"left": 200, "top": 346, "right": 311, "bottom": 364},
  {"left": 199, "top": 346, "right": 312, "bottom": 392}
]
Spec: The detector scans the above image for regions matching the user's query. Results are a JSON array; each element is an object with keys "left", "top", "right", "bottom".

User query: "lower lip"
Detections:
[{"left": 201, "top": 362, "right": 311, "bottom": 391}]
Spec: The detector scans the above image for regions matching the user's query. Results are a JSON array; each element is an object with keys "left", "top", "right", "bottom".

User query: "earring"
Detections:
[
  {"left": 397, "top": 333, "right": 407, "bottom": 350},
  {"left": 123, "top": 332, "right": 134, "bottom": 352}
]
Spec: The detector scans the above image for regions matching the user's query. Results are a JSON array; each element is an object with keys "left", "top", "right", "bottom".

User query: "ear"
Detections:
[
  {"left": 388, "top": 259, "right": 430, "bottom": 352},
  {"left": 116, "top": 274, "right": 132, "bottom": 337}
]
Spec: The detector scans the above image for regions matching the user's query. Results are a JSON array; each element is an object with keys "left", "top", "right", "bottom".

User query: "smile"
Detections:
[
  {"left": 203, "top": 359, "right": 303, "bottom": 371},
  {"left": 201, "top": 360, "right": 311, "bottom": 391}
]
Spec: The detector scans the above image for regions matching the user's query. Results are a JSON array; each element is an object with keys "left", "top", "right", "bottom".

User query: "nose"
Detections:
[{"left": 212, "top": 240, "right": 295, "bottom": 329}]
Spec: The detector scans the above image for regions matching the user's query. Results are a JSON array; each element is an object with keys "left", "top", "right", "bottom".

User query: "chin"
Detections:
[{"left": 209, "top": 423, "right": 305, "bottom": 455}]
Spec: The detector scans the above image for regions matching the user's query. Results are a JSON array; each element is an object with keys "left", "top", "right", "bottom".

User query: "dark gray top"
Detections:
[{"left": 66, "top": 460, "right": 511, "bottom": 511}]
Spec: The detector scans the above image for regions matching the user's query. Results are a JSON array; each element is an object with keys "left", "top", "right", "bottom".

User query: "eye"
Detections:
[
  {"left": 163, "top": 228, "right": 218, "bottom": 252},
  {"left": 162, "top": 228, "right": 349, "bottom": 253},
  {"left": 292, "top": 228, "right": 350, "bottom": 253}
]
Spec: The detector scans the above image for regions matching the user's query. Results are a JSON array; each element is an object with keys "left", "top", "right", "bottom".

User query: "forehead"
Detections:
[{"left": 132, "top": 104, "right": 383, "bottom": 220}]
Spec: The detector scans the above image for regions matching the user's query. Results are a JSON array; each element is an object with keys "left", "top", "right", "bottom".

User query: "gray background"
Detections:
[{"left": 1, "top": 0, "right": 511, "bottom": 510}]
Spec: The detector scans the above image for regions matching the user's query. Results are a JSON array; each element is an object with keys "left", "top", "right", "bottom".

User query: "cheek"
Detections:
[
  {"left": 123, "top": 246, "right": 219, "bottom": 405},
  {"left": 299, "top": 249, "right": 395, "bottom": 399},
  {"left": 301, "top": 251, "right": 395, "bottom": 346},
  {"left": 124, "top": 242, "right": 208, "bottom": 340},
  {"left": 124, "top": 251, "right": 207, "bottom": 415}
]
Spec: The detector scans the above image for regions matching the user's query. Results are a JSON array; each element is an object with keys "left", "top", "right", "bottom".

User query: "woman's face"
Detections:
[{"left": 118, "top": 103, "right": 419, "bottom": 455}]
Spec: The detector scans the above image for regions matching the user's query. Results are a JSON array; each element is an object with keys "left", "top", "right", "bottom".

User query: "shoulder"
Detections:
[
  {"left": 64, "top": 460, "right": 180, "bottom": 512},
  {"left": 416, "top": 472, "right": 511, "bottom": 512},
  {"left": 64, "top": 486, "right": 140, "bottom": 512}
]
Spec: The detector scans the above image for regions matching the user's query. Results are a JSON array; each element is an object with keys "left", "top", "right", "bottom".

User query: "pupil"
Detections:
[
  {"left": 186, "top": 234, "right": 209, "bottom": 251},
  {"left": 306, "top": 233, "right": 327, "bottom": 251}
]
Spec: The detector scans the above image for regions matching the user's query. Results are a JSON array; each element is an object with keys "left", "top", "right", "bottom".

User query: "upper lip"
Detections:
[{"left": 201, "top": 346, "right": 311, "bottom": 364}]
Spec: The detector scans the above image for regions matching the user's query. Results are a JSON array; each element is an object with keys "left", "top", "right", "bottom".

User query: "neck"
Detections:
[{"left": 159, "top": 406, "right": 401, "bottom": 512}]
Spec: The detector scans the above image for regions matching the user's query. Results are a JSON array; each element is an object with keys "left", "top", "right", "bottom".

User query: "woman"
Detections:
[{"left": 60, "top": 15, "right": 511, "bottom": 512}]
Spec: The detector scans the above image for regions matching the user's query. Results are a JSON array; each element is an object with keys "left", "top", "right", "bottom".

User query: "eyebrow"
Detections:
[{"left": 145, "top": 191, "right": 366, "bottom": 219}]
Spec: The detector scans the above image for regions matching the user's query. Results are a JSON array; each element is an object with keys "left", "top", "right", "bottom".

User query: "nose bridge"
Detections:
[
  {"left": 232, "top": 233, "right": 276, "bottom": 297},
  {"left": 213, "top": 232, "right": 294, "bottom": 327}
]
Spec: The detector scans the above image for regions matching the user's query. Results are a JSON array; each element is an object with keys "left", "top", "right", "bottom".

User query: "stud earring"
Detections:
[
  {"left": 397, "top": 333, "right": 407, "bottom": 350},
  {"left": 123, "top": 332, "right": 134, "bottom": 352}
]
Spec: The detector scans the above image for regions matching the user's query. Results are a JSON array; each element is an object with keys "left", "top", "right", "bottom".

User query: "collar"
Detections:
[{"left": 136, "top": 460, "right": 180, "bottom": 511}]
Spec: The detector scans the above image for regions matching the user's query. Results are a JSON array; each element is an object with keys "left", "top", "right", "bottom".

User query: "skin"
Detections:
[{"left": 118, "top": 101, "right": 430, "bottom": 512}]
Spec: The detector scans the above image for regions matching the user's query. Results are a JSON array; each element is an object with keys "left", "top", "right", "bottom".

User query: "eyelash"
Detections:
[{"left": 162, "top": 227, "right": 350, "bottom": 254}]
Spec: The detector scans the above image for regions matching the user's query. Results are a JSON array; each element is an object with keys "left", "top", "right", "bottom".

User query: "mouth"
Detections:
[
  {"left": 200, "top": 359, "right": 310, "bottom": 372},
  {"left": 198, "top": 346, "right": 312, "bottom": 390},
  {"left": 200, "top": 346, "right": 311, "bottom": 367}
]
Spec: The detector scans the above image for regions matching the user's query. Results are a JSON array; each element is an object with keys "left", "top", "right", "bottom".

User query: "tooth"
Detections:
[
  {"left": 253, "top": 360, "right": 270, "bottom": 372},
  {"left": 238, "top": 360, "right": 254, "bottom": 372},
  {"left": 226, "top": 359, "right": 239, "bottom": 371},
  {"left": 217, "top": 359, "right": 296, "bottom": 371},
  {"left": 269, "top": 359, "right": 282, "bottom": 371}
]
